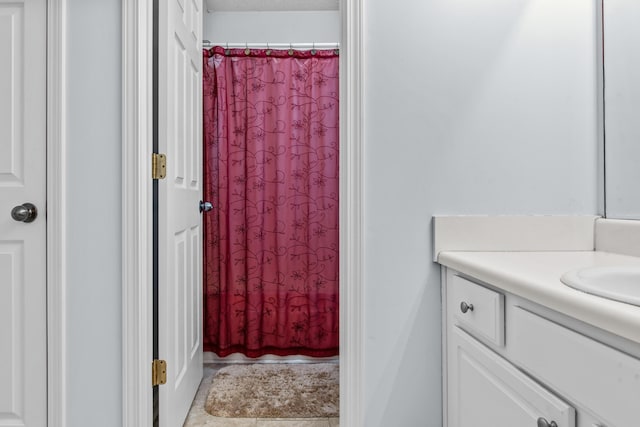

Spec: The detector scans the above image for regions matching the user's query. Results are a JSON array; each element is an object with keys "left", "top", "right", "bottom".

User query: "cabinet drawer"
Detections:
[
  {"left": 448, "top": 275, "right": 505, "bottom": 346},
  {"left": 511, "top": 307, "right": 640, "bottom": 427}
]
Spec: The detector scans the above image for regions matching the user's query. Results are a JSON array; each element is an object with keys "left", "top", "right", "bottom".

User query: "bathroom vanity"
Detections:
[{"left": 436, "top": 217, "right": 640, "bottom": 427}]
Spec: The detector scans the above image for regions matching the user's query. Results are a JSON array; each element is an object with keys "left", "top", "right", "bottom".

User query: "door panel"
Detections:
[
  {"left": 158, "top": 0, "right": 203, "bottom": 425},
  {"left": 0, "top": 0, "right": 47, "bottom": 426},
  {"left": 0, "top": 4, "right": 24, "bottom": 185}
]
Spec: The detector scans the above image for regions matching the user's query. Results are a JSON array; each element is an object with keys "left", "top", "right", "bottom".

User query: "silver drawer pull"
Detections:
[
  {"left": 460, "top": 301, "right": 474, "bottom": 314},
  {"left": 537, "top": 418, "right": 557, "bottom": 427}
]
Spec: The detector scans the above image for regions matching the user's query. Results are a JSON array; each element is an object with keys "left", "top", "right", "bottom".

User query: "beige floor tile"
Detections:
[
  {"left": 256, "top": 419, "right": 330, "bottom": 427},
  {"left": 328, "top": 418, "right": 339, "bottom": 427},
  {"left": 186, "top": 417, "right": 257, "bottom": 427}
]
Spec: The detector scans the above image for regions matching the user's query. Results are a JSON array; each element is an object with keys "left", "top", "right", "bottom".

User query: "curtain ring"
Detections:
[
  {"left": 311, "top": 42, "right": 317, "bottom": 56},
  {"left": 225, "top": 42, "right": 230, "bottom": 56},
  {"left": 288, "top": 43, "right": 294, "bottom": 56},
  {"left": 245, "top": 42, "right": 250, "bottom": 56},
  {"left": 266, "top": 42, "right": 271, "bottom": 56}
]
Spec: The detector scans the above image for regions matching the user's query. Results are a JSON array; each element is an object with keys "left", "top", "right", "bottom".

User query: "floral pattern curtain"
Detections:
[{"left": 203, "top": 46, "right": 339, "bottom": 357}]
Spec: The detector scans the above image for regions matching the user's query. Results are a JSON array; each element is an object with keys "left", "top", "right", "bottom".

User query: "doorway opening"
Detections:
[
  {"left": 188, "top": 8, "right": 341, "bottom": 423},
  {"left": 121, "top": 0, "right": 363, "bottom": 425}
]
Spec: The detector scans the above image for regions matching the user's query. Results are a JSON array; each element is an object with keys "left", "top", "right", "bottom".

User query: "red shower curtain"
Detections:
[{"left": 203, "top": 46, "right": 339, "bottom": 357}]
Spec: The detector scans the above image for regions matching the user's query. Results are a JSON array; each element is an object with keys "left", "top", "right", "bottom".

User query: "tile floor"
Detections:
[{"left": 183, "top": 364, "right": 340, "bottom": 427}]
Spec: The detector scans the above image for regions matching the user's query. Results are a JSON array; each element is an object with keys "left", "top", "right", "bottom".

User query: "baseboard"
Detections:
[{"left": 203, "top": 351, "right": 339, "bottom": 364}]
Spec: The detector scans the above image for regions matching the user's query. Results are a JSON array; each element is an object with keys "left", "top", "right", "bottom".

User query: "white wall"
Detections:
[
  {"left": 203, "top": 10, "right": 340, "bottom": 43},
  {"left": 363, "top": 0, "right": 600, "bottom": 425},
  {"left": 66, "top": 1, "right": 122, "bottom": 426},
  {"left": 603, "top": 0, "right": 640, "bottom": 219}
]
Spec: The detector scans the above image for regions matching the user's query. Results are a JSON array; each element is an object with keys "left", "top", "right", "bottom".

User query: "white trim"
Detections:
[
  {"left": 47, "top": 0, "right": 67, "bottom": 425},
  {"left": 440, "top": 265, "right": 449, "bottom": 427},
  {"left": 596, "top": 0, "right": 605, "bottom": 217},
  {"left": 340, "top": 0, "right": 365, "bottom": 425},
  {"left": 122, "top": 0, "right": 365, "bottom": 424},
  {"left": 205, "top": 0, "right": 339, "bottom": 12},
  {"left": 122, "top": 0, "right": 154, "bottom": 426},
  {"left": 204, "top": 351, "right": 339, "bottom": 364}
]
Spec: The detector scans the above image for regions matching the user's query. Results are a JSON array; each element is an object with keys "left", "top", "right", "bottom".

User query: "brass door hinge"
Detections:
[
  {"left": 152, "top": 153, "right": 167, "bottom": 180},
  {"left": 152, "top": 359, "right": 167, "bottom": 386}
]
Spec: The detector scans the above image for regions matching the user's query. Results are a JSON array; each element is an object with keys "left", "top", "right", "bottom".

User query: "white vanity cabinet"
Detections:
[{"left": 443, "top": 269, "right": 640, "bottom": 427}]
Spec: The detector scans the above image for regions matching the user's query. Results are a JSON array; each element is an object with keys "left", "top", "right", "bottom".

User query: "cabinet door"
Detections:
[
  {"left": 510, "top": 306, "right": 640, "bottom": 427},
  {"left": 448, "top": 326, "right": 575, "bottom": 427}
]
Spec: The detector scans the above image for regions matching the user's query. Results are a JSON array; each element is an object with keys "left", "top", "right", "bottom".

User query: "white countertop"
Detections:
[{"left": 438, "top": 251, "right": 640, "bottom": 344}]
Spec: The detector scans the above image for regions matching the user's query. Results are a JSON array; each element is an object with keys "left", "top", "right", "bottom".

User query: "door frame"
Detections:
[
  {"left": 121, "top": 1, "right": 364, "bottom": 426},
  {"left": 122, "top": 1, "right": 155, "bottom": 426},
  {"left": 47, "top": 0, "right": 67, "bottom": 426}
]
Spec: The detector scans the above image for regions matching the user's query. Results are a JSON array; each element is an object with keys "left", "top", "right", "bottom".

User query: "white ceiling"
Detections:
[{"left": 206, "top": 0, "right": 339, "bottom": 12}]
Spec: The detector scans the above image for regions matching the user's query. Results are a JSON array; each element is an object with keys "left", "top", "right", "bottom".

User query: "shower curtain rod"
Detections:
[{"left": 202, "top": 41, "right": 340, "bottom": 50}]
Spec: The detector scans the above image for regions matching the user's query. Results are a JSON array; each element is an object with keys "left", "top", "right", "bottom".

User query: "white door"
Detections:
[
  {"left": 0, "top": 0, "right": 47, "bottom": 426},
  {"left": 157, "top": 0, "right": 204, "bottom": 425}
]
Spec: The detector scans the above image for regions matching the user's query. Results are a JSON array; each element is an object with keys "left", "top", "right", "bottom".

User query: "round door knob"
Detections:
[
  {"left": 537, "top": 417, "right": 558, "bottom": 427},
  {"left": 460, "top": 301, "right": 474, "bottom": 314},
  {"left": 11, "top": 203, "right": 38, "bottom": 223},
  {"left": 199, "top": 201, "right": 213, "bottom": 213}
]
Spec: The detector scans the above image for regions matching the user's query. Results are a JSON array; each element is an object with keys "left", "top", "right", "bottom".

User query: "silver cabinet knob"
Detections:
[
  {"left": 460, "top": 301, "right": 474, "bottom": 314},
  {"left": 537, "top": 417, "right": 558, "bottom": 427},
  {"left": 199, "top": 200, "right": 213, "bottom": 213},
  {"left": 11, "top": 203, "right": 38, "bottom": 223}
]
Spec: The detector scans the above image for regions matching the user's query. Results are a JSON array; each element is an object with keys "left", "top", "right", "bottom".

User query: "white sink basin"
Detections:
[{"left": 560, "top": 266, "right": 640, "bottom": 307}]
